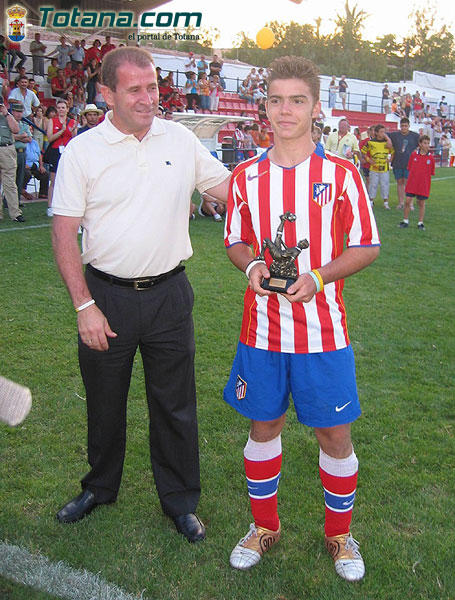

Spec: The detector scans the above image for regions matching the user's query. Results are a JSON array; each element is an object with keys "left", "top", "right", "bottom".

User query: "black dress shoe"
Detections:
[
  {"left": 13, "top": 215, "right": 25, "bottom": 222},
  {"left": 172, "top": 513, "right": 206, "bottom": 543},
  {"left": 56, "top": 490, "right": 98, "bottom": 523}
]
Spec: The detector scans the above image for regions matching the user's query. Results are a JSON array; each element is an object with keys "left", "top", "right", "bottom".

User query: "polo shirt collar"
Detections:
[{"left": 100, "top": 110, "right": 167, "bottom": 144}]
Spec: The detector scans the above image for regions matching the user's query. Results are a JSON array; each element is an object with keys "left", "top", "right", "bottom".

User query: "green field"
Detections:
[{"left": 1, "top": 169, "right": 454, "bottom": 600}]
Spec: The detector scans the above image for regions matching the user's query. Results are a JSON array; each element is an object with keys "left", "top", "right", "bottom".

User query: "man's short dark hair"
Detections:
[
  {"left": 400, "top": 117, "right": 410, "bottom": 125},
  {"left": 18, "top": 76, "right": 28, "bottom": 83},
  {"left": 101, "top": 47, "right": 155, "bottom": 91},
  {"left": 267, "top": 56, "right": 320, "bottom": 103}
]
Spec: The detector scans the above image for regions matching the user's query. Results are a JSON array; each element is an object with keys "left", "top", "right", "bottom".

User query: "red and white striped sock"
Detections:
[
  {"left": 319, "top": 447, "right": 358, "bottom": 537},
  {"left": 243, "top": 434, "right": 282, "bottom": 532}
]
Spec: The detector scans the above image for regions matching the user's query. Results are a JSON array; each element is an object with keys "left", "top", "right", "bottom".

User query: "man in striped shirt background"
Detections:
[{"left": 223, "top": 56, "right": 380, "bottom": 582}]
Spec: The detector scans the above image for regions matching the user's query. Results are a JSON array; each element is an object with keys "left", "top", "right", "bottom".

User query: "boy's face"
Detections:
[
  {"left": 376, "top": 127, "right": 386, "bottom": 141},
  {"left": 266, "top": 78, "right": 320, "bottom": 143},
  {"left": 419, "top": 139, "right": 430, "bottom": 153}
]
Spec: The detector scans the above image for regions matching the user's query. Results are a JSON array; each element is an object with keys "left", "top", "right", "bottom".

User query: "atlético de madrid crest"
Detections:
[
  {"left": 312, "top": 183, "right": 332, "bottom": 207},
  {"left": 235, "top": 375, "right": 247, "bottom": 400}
]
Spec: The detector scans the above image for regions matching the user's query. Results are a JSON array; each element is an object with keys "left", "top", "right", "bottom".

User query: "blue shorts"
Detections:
[
  {"left": 223, "top": 343, "right": 361, "bottom": 428},
  {"left": 393, "top": 167, "right": 409, "bottom": 180}
]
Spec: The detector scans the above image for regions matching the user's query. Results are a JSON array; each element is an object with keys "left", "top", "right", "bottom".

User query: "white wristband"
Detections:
[
  {"left": 307, "top": 271, "right": 321, "bottom": 292},
  {"left": 75, "top": 299, "right": 95, "bottom": 313},
  {"left": 245, "top": 259, "right": 266, "bottom": 279}
]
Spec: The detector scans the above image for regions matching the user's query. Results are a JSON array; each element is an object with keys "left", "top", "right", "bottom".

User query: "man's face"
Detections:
[
  {"left": 400, "top": 122, "right": 410, "bottom": 135},
  {"left": 12, "top": 107, "right": 24, "bottom": 121},
  {"left": 101, "top": 63, "right": 159, "bottom": 137},
  {"left": 60, "top": 36, "right": 66, "bottom": 44},
  {"left": 85, "top": 111, "right": 99, "bottom": 127},
  {"left": 106, "top": 37, "right": 111, "bottom": 44},
  {"left": 35, "top": 34, "right": 40, "bottom": 41},
  {"left": 74, "top": 40, "right": 80, "bottom": 47},
  {"left": 18, "top": 77, "right": 28, "bottom": 90},
  {"left": 266, "top": 78, "right": 320, "bottom": 143},
  {"left": 338, "top": 120, "right": 349, "bottom": 136}
]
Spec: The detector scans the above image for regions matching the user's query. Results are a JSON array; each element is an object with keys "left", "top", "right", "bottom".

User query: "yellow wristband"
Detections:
[{"left": 311, "top": 269, "right": 324, "bottom": 292}]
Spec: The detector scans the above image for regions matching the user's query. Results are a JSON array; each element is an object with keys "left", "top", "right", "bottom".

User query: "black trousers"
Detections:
[
  {"left": 23, "top": 164, "right": 49, "bottom": 196},
  {"left": 78, "top": 267, "right": 201, "bottom": 517}
]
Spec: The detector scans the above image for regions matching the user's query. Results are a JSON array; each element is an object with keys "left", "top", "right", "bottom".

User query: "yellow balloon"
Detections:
[{"left": 256, "top": 27, "right": 275, "bottom": 50}]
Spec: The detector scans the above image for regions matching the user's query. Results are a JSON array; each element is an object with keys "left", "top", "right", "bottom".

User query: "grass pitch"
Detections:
[{"left": 1, "top": 169, "right": 454, "bottom": 599}]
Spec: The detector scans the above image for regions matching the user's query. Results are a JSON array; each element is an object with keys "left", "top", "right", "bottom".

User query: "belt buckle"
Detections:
[{"left": 133, "top": 278, "right": 151, "bottom": 290}]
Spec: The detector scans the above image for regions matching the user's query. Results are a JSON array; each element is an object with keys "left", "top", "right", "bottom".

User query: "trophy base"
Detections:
[{"left": 261, "top": 276, "right": 296, "bottom": 293}]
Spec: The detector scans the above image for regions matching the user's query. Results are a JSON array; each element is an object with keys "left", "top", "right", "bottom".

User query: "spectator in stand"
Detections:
[
  {"left": 73, "top": 86, "right": 86, "bottom": 115},
  {"left": 0, "top": 35, "right": 7, "bottom": 74},
  {"left": 404, "top": 94, "right": 412, "bottom": 118},
  {"left": 197, "top": 55, "right": 208, "bottom": 77},
  {"left": 49, "top": 36, "right": 73, "bottom": 69},
  {"left": 311, "top": 125, "right": 324, "bottom": 152},
  {"left": 250, "top": 123, "right": 260, "bottom": 147},
  {"left": 440, "top": 130, "right": 452, "bottom": 166},
  {"left": 437, "top": 96, "right": 448, "bottom": 118},
  {"left": 64, "top": 61, "right": 75, "bottom": 82},
  {"left": 325, "top": 118, "right": 360, "bottom": 163},
  {"left": 184, "top": 52, "right": 197, "bottom": 78},
  {"left": 209, "top": 74, "right": 222, "bottom": 112},
  {"left": 197, "top": 74, "right": 210, "bottom": 111},
  {"left": 243, "top": 125, "right": 257, "bottom": 158},
  {"left": 388, "top": 117, "right": 419, "bottom": 209},
  {"left": 361, "top": 124, "right": 394, "bottom": 209},
  {"left": 184, "top": 72, "right": 199, "bottom": 111},
  {"left": 209, "top": 54, "right": 222, "bottom": 79},
  {"left": 257, "top": 68, "right": 267, "bottom": 89},
  {"left": 233, "top": 122, "right": 245, "bottom": 160},
  {"left": 432, "top": 117, "right": 442, "bottom": 154},
  {"left": 218, "top": 60, "right": 227, "bottom": 90},
  {"left": 164, "top": 110, "right": 174, "bottom": 120},
  {"left": 399, "top": 135, "right": 435, "bottom": 230},
  {"left": 353, "top": 127, "right": 361, "bottom": 141},
  {"left": 94, "top": 82, "right": 106, "bottom": 111},
  {"left": 74, "top": 62, "right": 86, "bottom": 88},
  {"left": 257, "top": 99, "right": 267, "bottom": 123},
  {"left": 86, "top": 58, "right": 101, "bottom": 105},
  {"left": 23, "top": 131, "right": 49, "bottom": 199},
  {"left": 28, "top": 78, "right": 39, "bottom": 97},
  {"left": 31, "top": 105, "right": 45, "bottom": 150},
  {"left": 322, "top": 125, "right": 331, "bottom": 144},
  {"left": 30, "top": 33, "right": 47, "bottom": 79},
  {"left": 338, "top": 75, "right": 348, "bottom": 110},
  {"left": 328, "top": 76, "right": 337, "bottom": 108},
  {"left": 155, "top": 66, "right": 164, "bottom": 85},
  {"left": 159, "top": 76, "right": 174, "bottom": 102},
  {"left": 84, "top": 40, "right": 102, "bottom": 68},
  {"left": 314, "top": 108, "right": 326, "bottom": 133},
  {"left": 100, "top": 36, "right": 116, "bottom": 61},
  {"left": 11, "top": 101, "right": 32, "bottom": 204},
  {"left": 69, "top": 39, "right": 85, "bottom": 69},
  {"left": 252, "top": 82, "right": 267, "bottom": 102},
  {"left": 77, "top": 104, "right": 102, "bottom": 135},
  {"left": 238, "top": 79, "right": 254, "bottom": 104},
  {"left": 6, "top": 39, "right": 26, "bottom": 72},
  {"left": 47, "top": 58, "right": 58, "bottom": 84},
  {"left": 8, "top": 76, "right": 40, "bottom": 118},
  {"left": 382, "top": 84, "right": 390, "bottom": 114},
  {"left": 413, "top": 92, "right": 423, "bottom": 123},
  {"left": 0, "top": 98, "right": 24, "bottom": 222},
  {"left": 198, "top": 190, "right": 225, "bottom": 222},
  {"left": 46, "top": 98, "right": 77, "bottom": 216},
  {"left": 51, "top": 68, "right": 71, "bottom": 99}
]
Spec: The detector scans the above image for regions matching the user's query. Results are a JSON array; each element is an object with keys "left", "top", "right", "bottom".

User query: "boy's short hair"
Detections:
[
  {"left": 400, "top": 117, "right": 410, "bottom": 125},
  {"left": 267, "top": 56, "right": 320, "bottom": 103},
  {"left": 374, "top": 124, "right": 385, "bottom": 133},
  {"left": 419, "top": 134, "right": 430, "bottom": 143}
]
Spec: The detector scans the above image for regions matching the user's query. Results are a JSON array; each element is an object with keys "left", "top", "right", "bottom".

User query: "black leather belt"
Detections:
[
  {"left": 0, "top": 142, "right": 13, "bottom": 147},
  {"left": 87, "top": 263, "right": 184, "bottom": 290}
]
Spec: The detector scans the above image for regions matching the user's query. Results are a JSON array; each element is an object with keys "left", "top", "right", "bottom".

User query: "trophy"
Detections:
[{"left": 251, "top": 211, "right": 309, "bottom": 293}]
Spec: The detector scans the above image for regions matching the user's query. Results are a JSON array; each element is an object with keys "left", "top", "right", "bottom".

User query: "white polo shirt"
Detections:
[
  {"left": 52, "top": 113, "right": 229, "bottom": 278},
  {"left": 8, "top": 88, "right": 40, "bottom": 118}
]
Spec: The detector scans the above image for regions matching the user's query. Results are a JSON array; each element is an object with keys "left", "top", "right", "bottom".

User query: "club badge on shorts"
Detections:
[
  {"left": 235, "top": 375, "right": 247, "bottom": 400},
  {"left": 312, "top": 183, "right": 332, "bottom": 207}
]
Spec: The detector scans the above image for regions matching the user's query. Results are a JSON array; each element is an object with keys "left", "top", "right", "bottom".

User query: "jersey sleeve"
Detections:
[
  {"left": 52, "top": 141, "right": 88, "bottom": 217},
  {"left": 224, "top": 166, "right": 254, "bottom": 248},
  {"left": 339, "top": 165, "right": 380, "bottom": 247}
]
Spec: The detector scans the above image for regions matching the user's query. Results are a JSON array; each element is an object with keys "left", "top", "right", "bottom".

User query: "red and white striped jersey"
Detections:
[{"left": 224, "top": 148, "right": 380, "bottom": 354}]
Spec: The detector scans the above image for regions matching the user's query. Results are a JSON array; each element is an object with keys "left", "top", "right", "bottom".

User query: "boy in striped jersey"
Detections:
[{"left": 223, "top": 56, "right": 380, "bottom": 582}]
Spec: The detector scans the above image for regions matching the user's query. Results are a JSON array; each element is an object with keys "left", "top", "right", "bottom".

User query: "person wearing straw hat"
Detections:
[{"left": 77, "top": 104, "right": 103, "bottom": 135}]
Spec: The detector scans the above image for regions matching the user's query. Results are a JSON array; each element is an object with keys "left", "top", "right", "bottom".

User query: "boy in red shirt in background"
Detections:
[{"left": 399, "top": 134, "right": 435, "bottom": 231}]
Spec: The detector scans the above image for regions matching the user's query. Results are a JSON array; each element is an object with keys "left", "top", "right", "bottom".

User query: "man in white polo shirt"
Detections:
[{"left": 51, "top": 47, "right": 230, "bottom": 542}]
